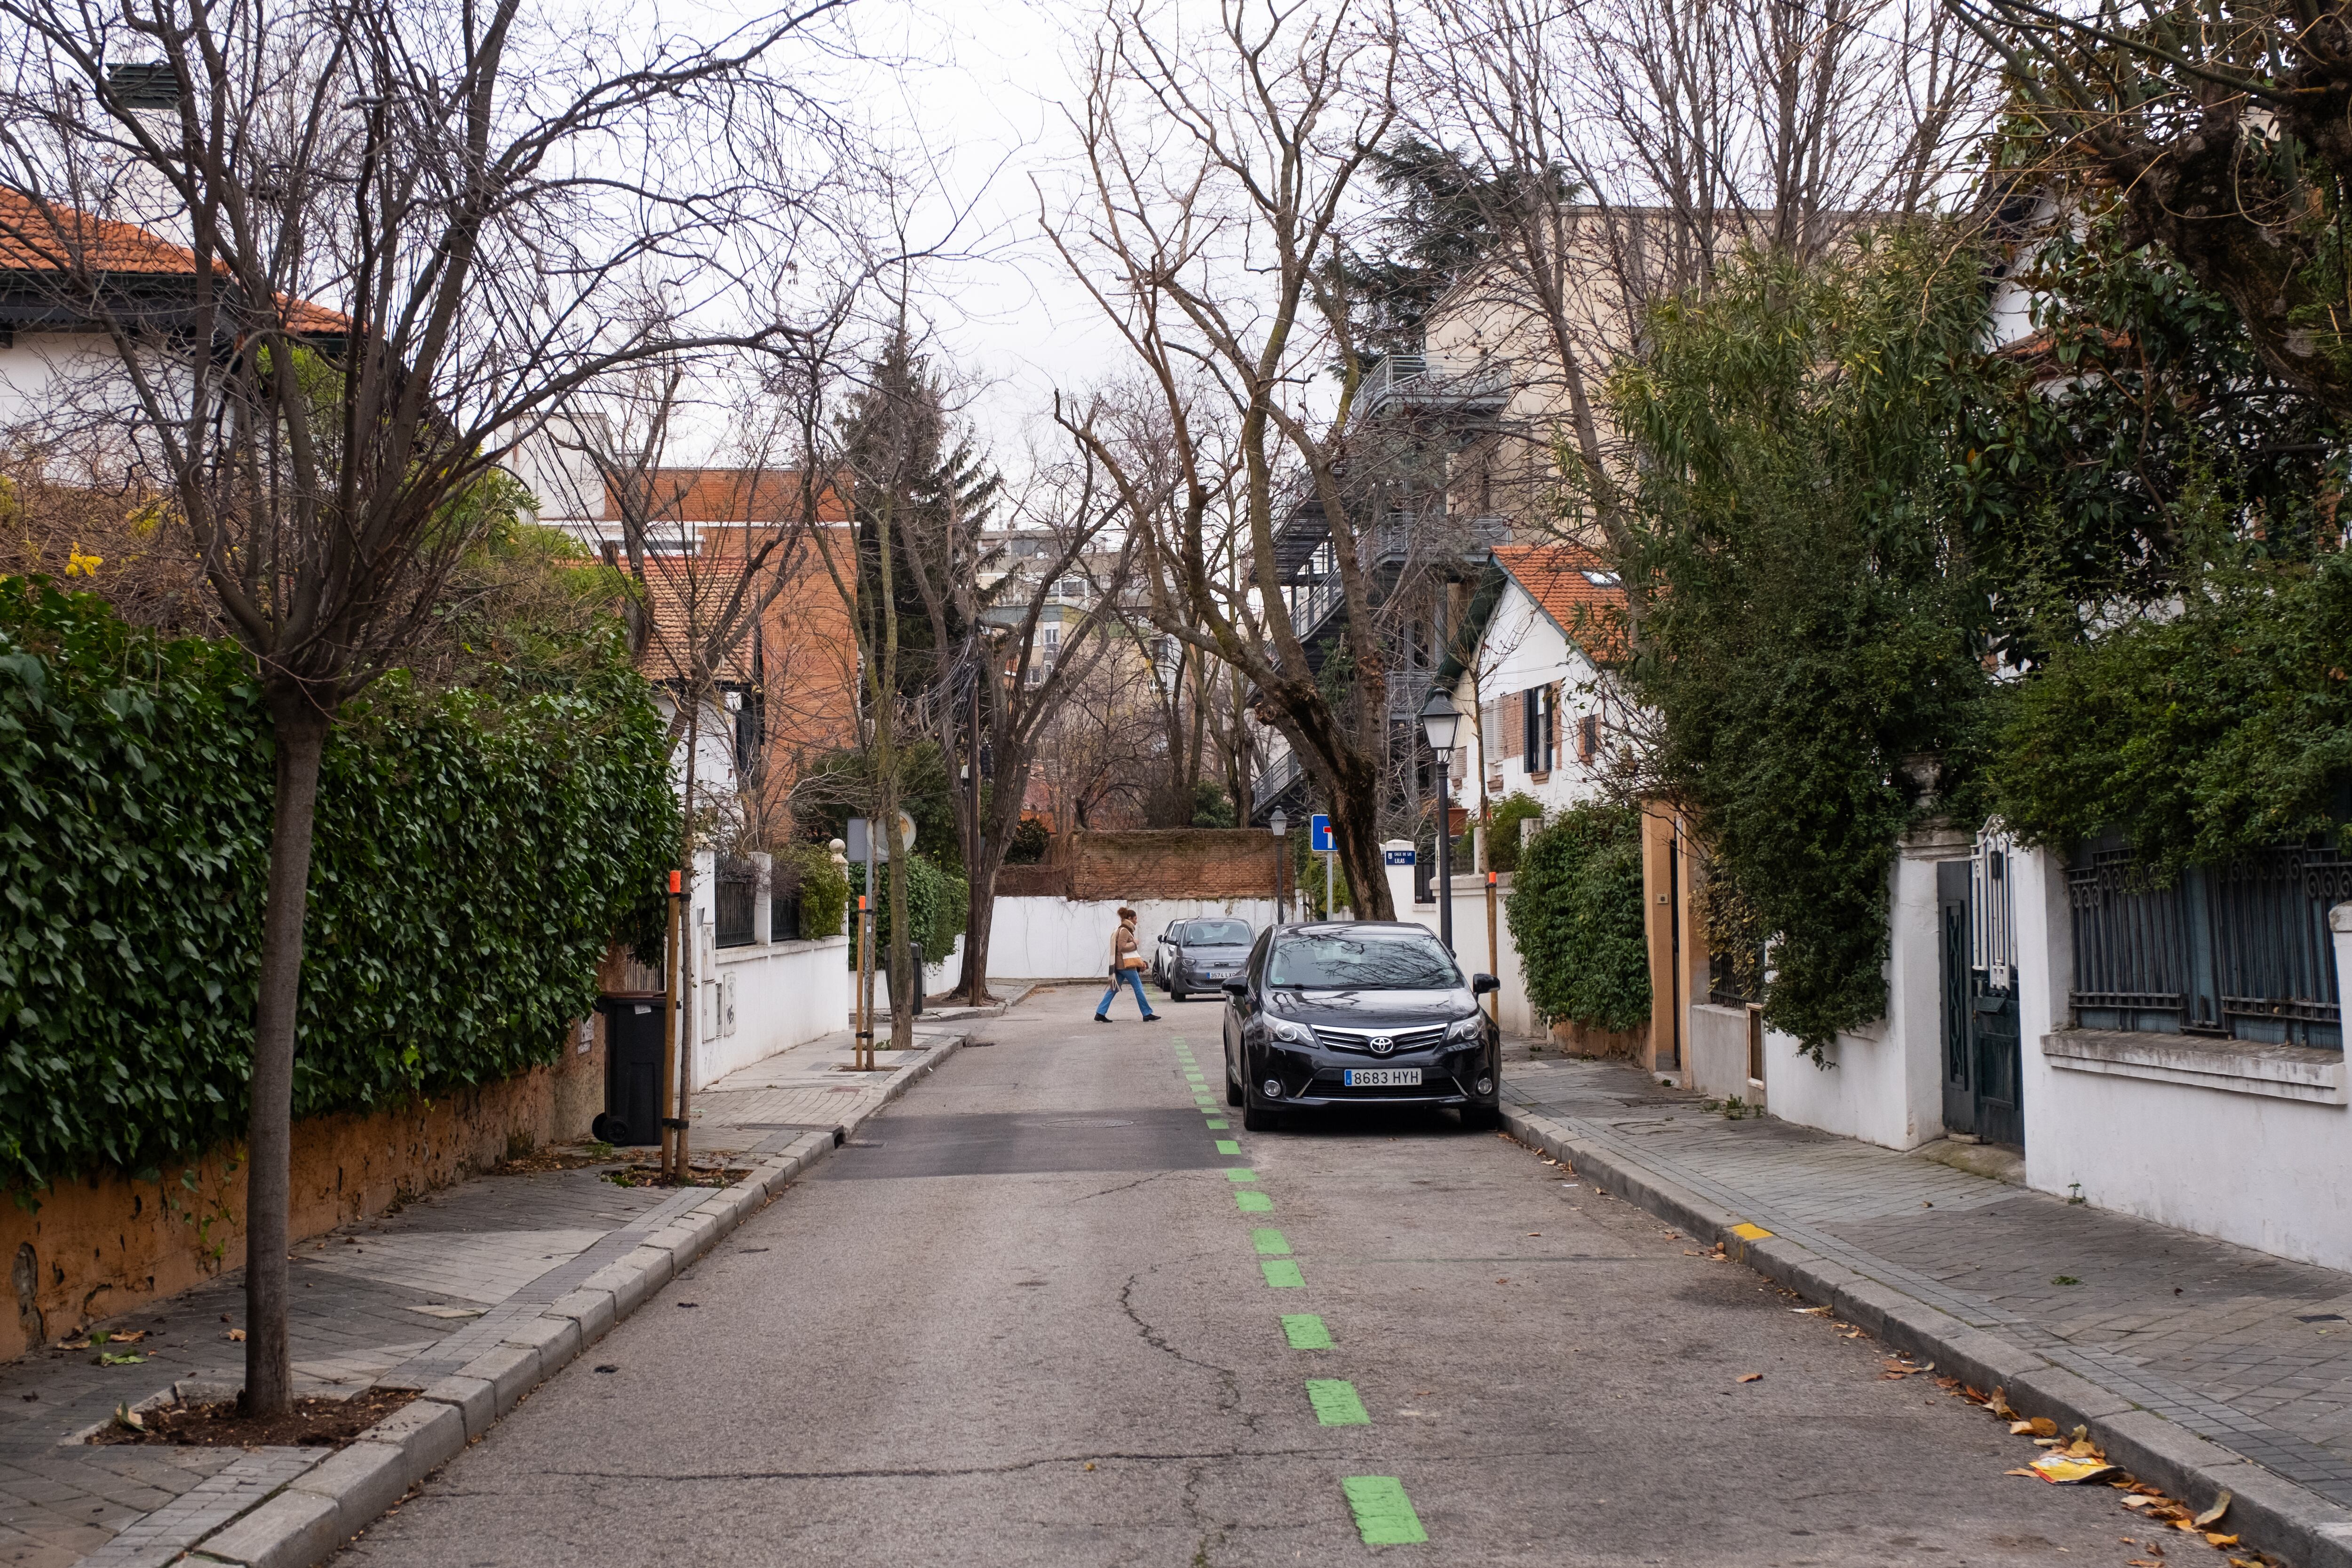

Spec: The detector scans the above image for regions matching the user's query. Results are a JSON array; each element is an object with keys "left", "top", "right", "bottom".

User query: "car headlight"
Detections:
[
  {"left": 1445, "top": 1014, "right": 1484, "bottom": 1045},
  {"left": 1269, "top": 1018, "right": 1317, "bottom": 1046}
]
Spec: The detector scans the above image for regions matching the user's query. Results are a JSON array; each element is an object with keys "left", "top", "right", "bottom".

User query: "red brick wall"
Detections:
[{"left": 1067, "top": 830, "right": 1279, "bottom": 901}]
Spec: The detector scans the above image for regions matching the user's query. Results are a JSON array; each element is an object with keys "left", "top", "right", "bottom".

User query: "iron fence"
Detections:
[
  {"left": 2068, "top": 838, "right": 2345, "bottom": 1048},
  {"left": 771, "top": 885, "right": 803, "bottom": 943},
  {"left": 714, "top": 855, "right": 757, "bottom": 948}
]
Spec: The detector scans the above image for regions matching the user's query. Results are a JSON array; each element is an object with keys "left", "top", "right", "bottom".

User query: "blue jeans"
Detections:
[{"left": 1097, "top": 968, "right": 1157, "bottom": 1018}]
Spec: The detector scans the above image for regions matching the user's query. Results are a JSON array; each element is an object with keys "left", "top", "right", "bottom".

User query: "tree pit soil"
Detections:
[{"left": 91, "top": 1385, "right": 418, "bottom": 1448}]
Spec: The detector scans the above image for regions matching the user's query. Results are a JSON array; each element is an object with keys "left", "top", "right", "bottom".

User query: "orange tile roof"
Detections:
[
  {"left": 0, "top": 189, "right": 346, "bottom": 333},
  {"left": 634, "top": 555, "right": 759, "bottom": 685},
  {"left": 1489, "top": 542, "right": 1629, "bottom": 661}
]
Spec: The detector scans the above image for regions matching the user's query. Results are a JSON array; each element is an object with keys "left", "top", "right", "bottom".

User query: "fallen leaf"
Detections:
[
  {"left": 226, "top": 1328, "right": 246, "bottom": 1342},
  {"left": 2029, "top": 1452, "right": 2121, "bottom": 1484},
  {"left": 2011, "top": 1420, "right": 2041, "bottom": 1435},
  {"left": 2203, "top": 1535, "right": 2238, "bottom": 1549},
  {"left": 2122, "top": 1496, "right": 2159, "bottom": 1511},
  {"left": 1988, "top": 1388, "right": 2020, "bottom": 1419},
  {"left": 95, "top": 1351, "right": 145, "bottom": 1367},
  {"left": 1736, "top": 1372, "right": 1763, "bottom": 1383},
  {"left": 2021, "top": 1417, "right": 2059, "bottom": 1437},
  {"left": 2193, "top": 1492, "right": 2232, "bottom": 1528},
  {"left": 2004, "top": 1467, "right": 2038, "bottom": 1478},
  {"left": 1793, "top": 1305, "right": 1830, "bottom": 1315},
  {"left": 111, "top": 1401, "right": 144, "bottom": 1432}
]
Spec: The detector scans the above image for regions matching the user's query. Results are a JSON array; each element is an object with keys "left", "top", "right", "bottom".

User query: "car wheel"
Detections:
[
  {"left": 1459, "top": 1103, "right": 1501, "bottom": 1131},
  {"left": 1226, "top": 1072, "right": 1244, "bottom": 1106},
  {"left": 1169, "top": 978, "right": 1186, "bottom": 1002},
  {"left": 1242, "top": 1104, "right": 1283, "bottom": 1132}
]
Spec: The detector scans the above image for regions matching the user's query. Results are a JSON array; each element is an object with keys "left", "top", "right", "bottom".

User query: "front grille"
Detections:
[{"left": 1311, "top": 1025, "right": 1447, "bottom": 1056}]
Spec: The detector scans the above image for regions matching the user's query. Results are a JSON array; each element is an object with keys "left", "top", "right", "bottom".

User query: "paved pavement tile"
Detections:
[{"left": 1507, "top": 1048, "right": 2352, "bottom": 1506}]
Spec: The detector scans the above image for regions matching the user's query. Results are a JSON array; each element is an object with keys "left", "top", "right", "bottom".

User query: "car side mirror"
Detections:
[
  {"left": 1223, "top": 978, "right": 1250, "bottom": 999},
  {"left": 1471, "top": 973, "right": 1500, "bottom": 995}
]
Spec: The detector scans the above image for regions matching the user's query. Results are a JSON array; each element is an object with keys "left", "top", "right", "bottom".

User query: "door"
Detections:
[
  {"left": 1939, "top": 838, "right": 2025, "bottom": 1149},
  {"left": 1938, "top": 861, "right": 1974, "bottom": 1137}
]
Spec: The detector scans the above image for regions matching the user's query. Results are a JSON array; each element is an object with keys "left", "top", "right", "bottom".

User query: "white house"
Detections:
[{"left": 1391, "top": 543, "right": 1630, "bottom": 1036}]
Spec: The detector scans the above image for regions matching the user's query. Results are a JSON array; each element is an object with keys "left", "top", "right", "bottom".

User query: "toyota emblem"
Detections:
[{"left": 1369, "top": 1035, "right": 1395, "bottom": 1056}]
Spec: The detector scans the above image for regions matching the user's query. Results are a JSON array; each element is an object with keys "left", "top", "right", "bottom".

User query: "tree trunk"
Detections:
[
  {"left": 1326, "top": 751, "right": 1393, "bottom": 921},
  {"left": 961, "top": 857, "right": 1000, "bottom": 1008},
  {"left": 243, "top": 689, "right": 329, "bottom": 1418},
  {"left": 881, "top": 779, "right": 915, "bottom": 1050}
]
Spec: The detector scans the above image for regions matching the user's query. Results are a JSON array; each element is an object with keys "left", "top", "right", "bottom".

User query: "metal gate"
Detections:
[{"left": 1939, "top": 826, "right": 2023, "bottom": 1147}]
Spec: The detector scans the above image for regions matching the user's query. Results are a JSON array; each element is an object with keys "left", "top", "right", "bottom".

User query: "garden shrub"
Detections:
[{"left": 1505, "top": 803, "right": 1651, "bottom": 1033}]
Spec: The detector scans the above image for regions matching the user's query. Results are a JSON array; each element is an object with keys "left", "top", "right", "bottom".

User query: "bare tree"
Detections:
[
  {"left": 1393, "top": 0, "right": 1996, "bottom": 553},
  {"left": 1047, "top": 0, "right": 1407, "bottom": 918},
  {"left": 0, "top": 0, "right": 852, "bottom": 1414},
  {"left": 933, "top": 440, "right": 1128, "bottom": 1000},
  {"left": 530, "top": 324, "right": 863, "bottom": 1173}
]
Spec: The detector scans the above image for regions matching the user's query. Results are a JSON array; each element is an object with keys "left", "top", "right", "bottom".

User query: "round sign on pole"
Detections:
[{"left": 896, "top": 810, "right": 917, "bottom": 854}]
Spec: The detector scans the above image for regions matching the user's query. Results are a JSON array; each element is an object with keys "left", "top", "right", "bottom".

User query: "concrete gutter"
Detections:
[
  {"left": 176, "top": 1030, "right": 967, "bottom": 1568},
  {"left": 1503, "top": 1104, "right": 2352, "bottom": 1568}
]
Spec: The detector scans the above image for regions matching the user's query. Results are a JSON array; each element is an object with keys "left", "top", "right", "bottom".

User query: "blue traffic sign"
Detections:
[{"left": 1311, "top": 813, "right": 1333, "bottom": 853}]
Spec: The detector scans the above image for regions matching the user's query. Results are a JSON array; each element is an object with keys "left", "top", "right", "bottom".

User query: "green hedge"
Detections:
[
  {"left": 849, "top": 852, "right": 967, "bottom": 966},
  {"left": 1506, "top": 803, "right": 1651, "bottom": 1033},
  {"left": 777, "top": 841, "right": 850, "bottom": 940},
  {"left": 0, "top": 579, "right": 673, "bottom": 1188}
]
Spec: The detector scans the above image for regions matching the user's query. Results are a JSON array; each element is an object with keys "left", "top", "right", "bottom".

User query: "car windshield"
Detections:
[
  {"left": 1184, "top": 920, "right": 1251, "bottom": 946},
  {"left": 1266, "top": 931, "right": 1461, "bottom": 990}
]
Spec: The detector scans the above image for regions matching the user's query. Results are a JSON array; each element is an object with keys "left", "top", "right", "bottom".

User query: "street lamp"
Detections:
[
  {"left": 1420, "top": 688, "right": 1461, "bottom": 953},
  {"left": 1269, "top": 808, "right": 1287, "bottom": 925}
]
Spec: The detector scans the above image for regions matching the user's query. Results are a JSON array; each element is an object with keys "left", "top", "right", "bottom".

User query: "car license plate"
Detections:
[{"left": 1343, "top": 1068, "right": 1422, "bottom": 1087}]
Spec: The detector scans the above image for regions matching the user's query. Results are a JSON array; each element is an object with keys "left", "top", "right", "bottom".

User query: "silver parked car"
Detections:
[{"left": 1156, "top": 917, "right": 1255, "bottom": 1002}]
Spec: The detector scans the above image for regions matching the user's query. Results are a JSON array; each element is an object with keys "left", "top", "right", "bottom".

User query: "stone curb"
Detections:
[
  {"left": 180, "top": 1030, "right": 967, "bottom": 1568},
  {"left": 1502, "top": 1104, "right": 2352, "bottom": 1568}
]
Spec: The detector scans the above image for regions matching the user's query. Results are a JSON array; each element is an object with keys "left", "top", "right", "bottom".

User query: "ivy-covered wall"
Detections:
[{"left": 0, "top": 578, "right": 674, "bottom": 1190}]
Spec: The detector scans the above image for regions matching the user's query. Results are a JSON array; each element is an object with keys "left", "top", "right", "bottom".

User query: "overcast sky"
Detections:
[{"left": 833, "top": 0, "right": 1132, "bottom": 462}]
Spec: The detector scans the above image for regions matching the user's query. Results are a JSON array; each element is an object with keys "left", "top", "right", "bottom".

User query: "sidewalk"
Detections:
[
  {"left": 1503, "top": 1049, "right": 2352, "bottom": 1568},
  {"left": 0, "top": 1023, "right": 964, "bottom": 1568}
]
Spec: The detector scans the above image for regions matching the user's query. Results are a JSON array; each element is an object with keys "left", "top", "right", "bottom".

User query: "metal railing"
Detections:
[
  {"left": 770, "top": 886, "right": 802, "bottom": 943},
  {"left": 715, "top": 855, "right": 758, "bottom": 948},
  {"left": 2068, "top": 838, "right": 2345, "bottom": 1047}
]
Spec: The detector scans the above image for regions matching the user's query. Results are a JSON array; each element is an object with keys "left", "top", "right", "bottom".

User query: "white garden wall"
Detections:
[
  {"left": 2015, "top": 847, "right": 2352, "bottom": 1272},
  {"left": 988, "top": 896, "right": 1277, "bottom": 981},
  {"left": 1757, "top": 830, "right": 1958, "bottom": 1150},
  {"left": 683, "top": 850, "right": 852, "bottom": 1089}
]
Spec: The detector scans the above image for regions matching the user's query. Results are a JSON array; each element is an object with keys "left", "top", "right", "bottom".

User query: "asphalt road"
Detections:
[{"left": 340, "top": 986, "right": 2160, "bottom": 1567}]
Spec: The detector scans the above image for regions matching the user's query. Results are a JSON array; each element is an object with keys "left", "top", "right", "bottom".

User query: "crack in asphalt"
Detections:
[
  {"left": 1117, "top": 1271, "right": 1250, "bottom": 1429},
  {"left": 1073, "top": 1169, "right": 1176, "bottom": 1202}
]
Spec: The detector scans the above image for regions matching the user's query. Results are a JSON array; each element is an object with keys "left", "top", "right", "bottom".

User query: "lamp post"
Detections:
[
  {"left": 1269, "top": 808, "right": 1287, "bottom": 925},
  {"left": 1420, "top": 688, "right": 1461, "bottom": 953}
]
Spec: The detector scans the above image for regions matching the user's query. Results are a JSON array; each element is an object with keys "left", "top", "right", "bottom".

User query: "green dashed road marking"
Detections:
[
  {"left": 1307, "top": 1379, "right": 1369, "bottom": 1426},
  {"left": 1215, "top": 1139, "right": 1242, "bottom": 1155},
  {"left": 1235, "top": 1190, "right": 1274, "bottom": 1212},
  {"left": 1281, "top": 1313, "right": 1333, "bottom": 1349},
  {"left": 1224, "top": 1168, "right": 1257, "bottom": 1182},
  {"left": 1205, "top": 1118, "right": 1229, "bottom": 1130},
  {"left": 1262, "top": 1259, "right": 1304, "bottom": 1288},
  {"left": 1341, "top": 1477, "right": 1426, "bottom": 1545},
  {"left": 1252, "top": 1228, "right": 1291, "bottom": 1255}
]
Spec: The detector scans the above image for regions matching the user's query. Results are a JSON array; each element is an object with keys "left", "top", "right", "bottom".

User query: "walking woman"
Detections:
[{"left": 1096, "top": 906, "right": 1161, "bottom": 1023}]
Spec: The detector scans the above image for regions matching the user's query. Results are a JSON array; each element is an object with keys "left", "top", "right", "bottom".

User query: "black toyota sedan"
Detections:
[{"left": 1220, "top": 921, "right": 1501, "bottom": 1131}]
